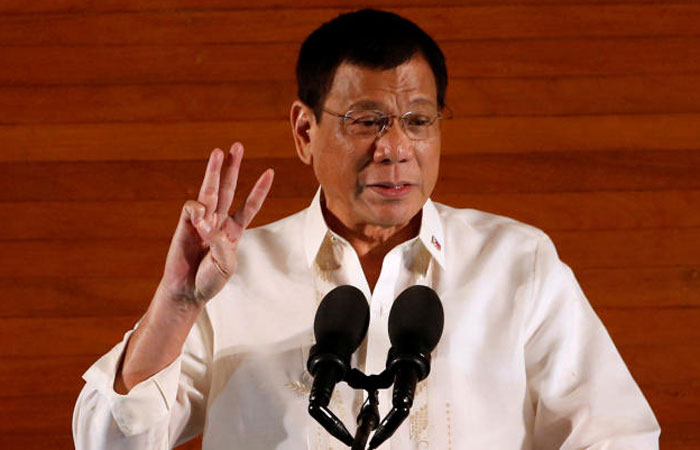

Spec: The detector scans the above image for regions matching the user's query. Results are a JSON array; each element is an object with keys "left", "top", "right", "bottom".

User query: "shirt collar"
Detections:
[
  {"left": 303, "top": 188, "right": 330, "bottom": 267},
  {"left": 303, "top": 187, "right": 446, "bottom": 269}
]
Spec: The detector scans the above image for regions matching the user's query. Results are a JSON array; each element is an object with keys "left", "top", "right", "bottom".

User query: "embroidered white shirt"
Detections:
[{"left": 73, "top": 191, "right": 660, "bottom": 449}]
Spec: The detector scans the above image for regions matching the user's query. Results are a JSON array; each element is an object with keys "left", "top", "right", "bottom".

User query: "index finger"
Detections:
[
  {"left": 216, "top": 143, "right": 244, "bottom": 216},
  {"left": 198, "top": 149, "right": 224, "bottom": 218}
]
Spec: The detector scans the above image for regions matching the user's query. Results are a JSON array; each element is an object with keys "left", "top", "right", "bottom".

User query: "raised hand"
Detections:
[
  {"left": 159, "top": 142, "right": 274, "bottom": 307},
  {"left": 115, "top": 143, "right": 273, "bottom": 393}
]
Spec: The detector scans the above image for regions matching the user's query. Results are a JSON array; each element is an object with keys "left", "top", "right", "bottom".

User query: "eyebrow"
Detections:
[
  {"left": 409, "top": 98, "right": 437, "bottom": 107},
  {"left": 347, "top": 100, "right": 384, "bottom": 110},
  {"left": 347, "top": 97, "right": 437, "bottom": 111}
]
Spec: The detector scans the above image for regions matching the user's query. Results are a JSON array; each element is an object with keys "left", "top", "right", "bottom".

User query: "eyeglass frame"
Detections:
[{"left": 320, "top": 106, "right": 452, "bottom": 140}]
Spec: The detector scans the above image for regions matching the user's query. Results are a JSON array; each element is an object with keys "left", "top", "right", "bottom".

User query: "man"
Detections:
[{"left": 73, "top": 9, "right": 659, "bottom": 449}]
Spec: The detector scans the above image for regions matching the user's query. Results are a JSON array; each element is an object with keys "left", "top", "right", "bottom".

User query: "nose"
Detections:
[{"left": 372, "top": 119, "right": 414, "bottom": 164}]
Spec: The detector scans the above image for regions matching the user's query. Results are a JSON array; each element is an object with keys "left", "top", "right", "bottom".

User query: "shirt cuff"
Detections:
[{"left": 81, "top": 328, "right": 183, "bottom": 437}]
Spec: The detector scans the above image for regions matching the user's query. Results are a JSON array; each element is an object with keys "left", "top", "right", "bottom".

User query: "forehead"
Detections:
[{"left": 325, "top": 56, "right": 438, "bottom": 110}]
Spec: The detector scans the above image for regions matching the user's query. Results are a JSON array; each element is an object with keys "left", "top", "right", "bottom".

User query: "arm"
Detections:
[
  {"left": 73, "top": 143, "right": 274, "bottom": 448},
  {"left": 524, "top": 236, "right": 660, "bottom": 449},
  {"left": 72, "top": 311, "right": 212, "bottom": 449},
  {"left": 119, "top": 144, "right": 273, "bottom": 393}
]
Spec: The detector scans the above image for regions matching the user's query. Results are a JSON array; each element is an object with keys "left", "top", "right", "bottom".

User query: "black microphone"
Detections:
[
  {"left": 307, "top": 285, "right": 370, "bottom": 446},
  {"left": 368, "top": 285, "right": 444, "bottom": 449}
]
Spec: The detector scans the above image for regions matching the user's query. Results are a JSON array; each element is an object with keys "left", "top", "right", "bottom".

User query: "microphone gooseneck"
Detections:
[{"left": 307, "top": 285, "right": 370, "bottom": 446}]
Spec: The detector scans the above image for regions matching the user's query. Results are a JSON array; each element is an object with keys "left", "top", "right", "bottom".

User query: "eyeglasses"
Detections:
[{"left": 322, "top": 107, "right": 450, "bottom": 140}]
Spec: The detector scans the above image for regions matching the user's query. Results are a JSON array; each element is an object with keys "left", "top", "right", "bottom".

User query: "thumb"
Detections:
[{"left": 182, "top": 200, "right": 212, "bottom": 238}]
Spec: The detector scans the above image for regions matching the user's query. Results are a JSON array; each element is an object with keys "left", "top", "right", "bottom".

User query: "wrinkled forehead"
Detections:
[{"left": 325, "top": 56, "right": 439, "bottom": 111}]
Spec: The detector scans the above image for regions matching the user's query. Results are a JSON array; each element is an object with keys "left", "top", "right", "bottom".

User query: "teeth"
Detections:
[{"left": 374, "top": 183, "right": 405, "bottom": 189}]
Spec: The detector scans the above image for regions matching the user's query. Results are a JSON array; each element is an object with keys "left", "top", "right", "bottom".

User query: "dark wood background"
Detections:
[{"left": 0, "top": 1, "right": 698, "bottom": 448}]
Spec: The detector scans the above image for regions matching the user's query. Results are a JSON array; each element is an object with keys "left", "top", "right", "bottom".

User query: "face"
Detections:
[{"left": 293, "top": 55, "right": 441, "bottom": 231}]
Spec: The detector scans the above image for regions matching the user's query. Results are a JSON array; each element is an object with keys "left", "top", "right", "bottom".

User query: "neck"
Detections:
[
  {"left": 322, "top": 208, "right": 422, "bottom": 259},
  {"left": 323, "top": 207, "right": 421, "bottom": 291}
]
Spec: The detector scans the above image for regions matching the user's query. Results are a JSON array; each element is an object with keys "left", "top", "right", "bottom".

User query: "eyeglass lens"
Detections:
[{"left": 344, "top": 111, "right": 438, "bottom": 140}]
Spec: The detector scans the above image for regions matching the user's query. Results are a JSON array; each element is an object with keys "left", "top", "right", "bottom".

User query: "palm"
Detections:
[{"left": 160, "top": 144, "right": 274, "bottom": 305}]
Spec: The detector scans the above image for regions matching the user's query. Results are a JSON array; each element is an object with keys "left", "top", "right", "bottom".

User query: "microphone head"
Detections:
[
  {"left": 313, "top": 285, "right": 370, "bottom": 358},
  {"left": 388, "top": 285, "right": 444, "bottom": 355}
]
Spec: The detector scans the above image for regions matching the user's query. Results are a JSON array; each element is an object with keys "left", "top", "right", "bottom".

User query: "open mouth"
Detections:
[{"left": 367, "top": 183, "right": 413, "bottom": 197}]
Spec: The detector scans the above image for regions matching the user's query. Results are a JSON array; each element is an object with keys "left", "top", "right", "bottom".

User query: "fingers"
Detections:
[
  {"left": 216, "top": 143, "right": 244, "bottom": 216},
  {"left": 197, "top": 143, "right": 273, "bottom": 234},
  {"left": 233, "top": 168, "right": 275, "bottom": 229},
  {"left": 198, "top": 149, "right": 224, "bottom": 221}
]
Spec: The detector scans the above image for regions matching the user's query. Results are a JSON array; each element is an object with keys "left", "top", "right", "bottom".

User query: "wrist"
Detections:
[{"left": 153, "top": 279, "right": 206, "bottom": 318}]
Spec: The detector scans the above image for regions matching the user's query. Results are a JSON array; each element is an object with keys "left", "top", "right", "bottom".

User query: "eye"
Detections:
[
  {"left": 405, "top": 114, "right": 431, "bottom": 127},
  {"left": 350, "top": 114, "right": 384, "bottom": 128}
]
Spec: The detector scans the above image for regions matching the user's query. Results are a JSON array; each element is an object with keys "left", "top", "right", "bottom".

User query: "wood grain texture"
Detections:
[
  {"left": 0, "top": 151, "right": 697, "bottom": 203},
  {"left": 0, "top": 266, "right": 696, "bottom": 322},
  {"left": 2, "top": 115, "right": 700, "bottom": 162},
  {"left": 0, "top": 316, "right": 138, "bottom": 358},
  {"left": 4, "top": 75, "right": 700, "bottom": 126},
  {"left": 550, "top": 228, "right": 700, "bottom": 269},
  {"left": 2, "top": 190, "right": 699, "bottom": 242},
  {"left": 2, "top": 5, "right": 700, "bottom": 46},
  {"left": 577, "top": 267, "right": 700, "bottom": 309},
  {"left": 0, "top": 355, "right": 99, "bottom": 396},
  {"left": 3, "top": 38, "right": 700, "bottom": 86},
  {"left": 0, "top": 266, "right": 696, "bottom": 319},
  {"left": 3, "top": 0, "right": 700, "bottom": 15},
  {"left": 0, "top": 229, "right": 696, "bottom": 280},
  {"left": 0, "top": 277, "right": 158, "bottom": 318}
]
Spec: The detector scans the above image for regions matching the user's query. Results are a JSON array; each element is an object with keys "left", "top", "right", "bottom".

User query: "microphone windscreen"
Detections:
[
  {"left": 388, "top": 285, "right": 444, "bottom": 354},
  {"left": 313, "top": 285, "right": 370, "bottom": 357}
]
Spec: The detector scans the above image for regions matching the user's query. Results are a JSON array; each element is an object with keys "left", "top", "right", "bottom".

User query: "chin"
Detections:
[{"left": 366, "top": 204, "right": 421, "bottom": 228}]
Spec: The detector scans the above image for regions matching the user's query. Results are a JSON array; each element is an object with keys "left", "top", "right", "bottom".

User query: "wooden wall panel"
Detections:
[
  {"left": 2, "top": 0, "right": 700, "bottom": 15},
  {"left": 0, "top": 266, "right": 696, "bottom": 320},
  {"left": 2, "top": 190, "right": 699, "bottom": 242},
  {"left": 1, "top": 2, "right": 697, "bottom": 449},
  {"left": 3, "top": 115, "right": 700, "bottom": 162},
  {"left": 4, "top": 76, "right": 700, "bottom": 124},
  {"left": 0, "top": 151, "right": 698, "bottom": 202},
  {"left": 0, "top": 229, "right": 696, "bottom": 278},
  {"left": 3, "top": 38, "right": 700, "bottom": 85},
  {"left": 2, "top": 5, "right": 700, "bottom": 46},
  {"left": 0, "top": 277, "right": 158, "bottom": 318}
]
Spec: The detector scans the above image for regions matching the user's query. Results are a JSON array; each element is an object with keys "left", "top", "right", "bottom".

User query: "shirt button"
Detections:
[{"left": 418, "top": 441, "right": 429, "bottom": 449}]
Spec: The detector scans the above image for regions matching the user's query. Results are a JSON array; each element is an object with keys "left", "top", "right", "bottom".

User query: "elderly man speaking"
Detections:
[{"left": 73, "top": 9, "right": 659, "bottom": 449}]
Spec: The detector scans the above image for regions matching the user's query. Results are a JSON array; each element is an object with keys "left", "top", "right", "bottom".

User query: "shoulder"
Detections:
[
  {"left": 429, "top": 201, "right": 559, "bottom": 277},
  {"left": 433, "top": 201, "right": 548, "bottom": 246}
]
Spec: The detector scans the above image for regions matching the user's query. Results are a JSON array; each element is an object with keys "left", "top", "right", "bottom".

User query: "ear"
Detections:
[{"left": 290, "top": 100, "right": 315, "bottom": 165}]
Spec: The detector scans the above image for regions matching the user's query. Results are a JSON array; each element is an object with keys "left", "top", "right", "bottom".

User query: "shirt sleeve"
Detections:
[
  {"left": 523, "top": 235, "right": 660, "bottom": 449},
  {"left": 72, "top": 310, "right": 213, "bottom": 449}
]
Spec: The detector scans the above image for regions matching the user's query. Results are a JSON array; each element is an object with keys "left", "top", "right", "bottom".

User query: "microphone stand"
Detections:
[
  {"left": 351, "top": 390, "right": 379, "bottom": 450},
  {"left": 342, "top": 369, "right": 394, "bottom": 449}
]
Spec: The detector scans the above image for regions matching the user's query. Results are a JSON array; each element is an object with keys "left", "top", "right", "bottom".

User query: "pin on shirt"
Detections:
[{"left": 431, "top": 235, "right": 442, "bottom": 251}]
